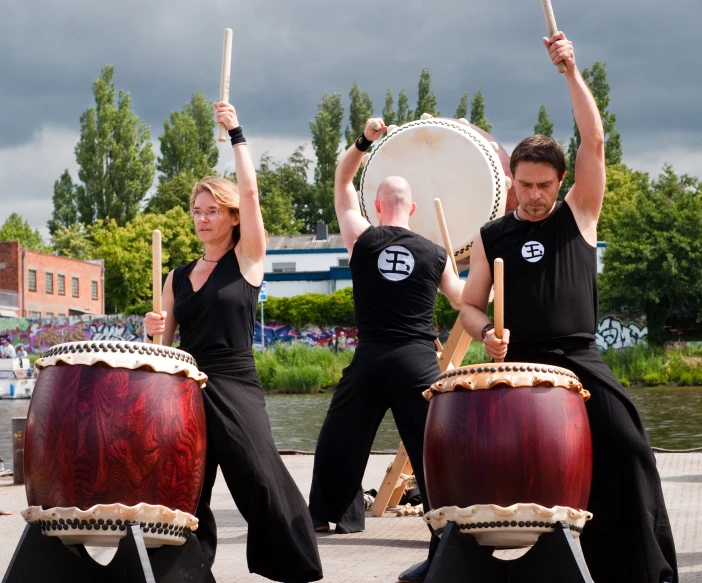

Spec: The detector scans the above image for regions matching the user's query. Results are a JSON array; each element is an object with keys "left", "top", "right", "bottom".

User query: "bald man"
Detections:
[{"left": 308, "top": 118, "right": 464, "bottom": 551}]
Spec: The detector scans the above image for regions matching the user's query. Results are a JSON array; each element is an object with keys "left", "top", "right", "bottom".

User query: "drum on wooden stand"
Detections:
[
  {"left": 21, "top": 340, "right": 208, "bottom": 547},
  {"left": 422, "top": 363, "right": 593, "bottom": 547},
  {"left": 359, "top": 116, "right": 517, "bottom": 262}
]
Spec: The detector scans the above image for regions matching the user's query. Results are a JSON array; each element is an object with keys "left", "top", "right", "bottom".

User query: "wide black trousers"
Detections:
[
  {"left": 507, "top": 339, "right": 678, "bottom": 583},
  {"left": 309, "top": 341, "right": 439, "bottom": 532},
  {"left": 194, "top": 349, "right": 323, "bottom": 582}
]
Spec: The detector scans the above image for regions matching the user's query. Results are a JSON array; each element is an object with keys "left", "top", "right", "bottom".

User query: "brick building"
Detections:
[{"left": 0, "top": 241, "right": 104, "bottom": 318}]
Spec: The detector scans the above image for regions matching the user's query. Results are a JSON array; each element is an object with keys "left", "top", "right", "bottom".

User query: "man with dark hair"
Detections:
[
  {"left": 459, "top": 32, "right": 677, "bottom": 583},
  {"left": 309, "top": 117, "right": 464, "bottom": 576}
]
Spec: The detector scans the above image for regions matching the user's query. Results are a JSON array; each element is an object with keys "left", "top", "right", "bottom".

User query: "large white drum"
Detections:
[{"left": 359, "top": 117, "right": 511, "bottom": 262}]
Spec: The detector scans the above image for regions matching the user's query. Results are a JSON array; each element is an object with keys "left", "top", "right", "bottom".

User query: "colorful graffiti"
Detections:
[
  {"left": 253, "top": 322, "right": 358, "bottom": 350},
  {"left": 0, "top": 313, "right": 646, "bottom": 354},
  {"left": 596, "top": 317, "right": 648, "bottom": 351},
  {"left": 0, "top": 315, "right": 146, "bottom": 353}
]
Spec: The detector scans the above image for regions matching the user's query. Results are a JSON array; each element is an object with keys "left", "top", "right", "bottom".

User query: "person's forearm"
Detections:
[
  {"left": 460, "top": 303, "right": 493, "bottom": 342},
  {"left": 232, "top": 143, "right": 258, "bottom": 197},
  {"left": 335, "top": 144, "right": 364, "bottom": 189},
  {"left": 567, "top": 68, "right": 605, "bottom": 148}
]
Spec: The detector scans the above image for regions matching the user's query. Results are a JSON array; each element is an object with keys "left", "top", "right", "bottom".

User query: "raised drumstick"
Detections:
[
  {"left": 218, "top": 28, "right": 233, "bottom": 142},
  {"left": 152, "top": 230, "right": 163, "bottom": 345},
  {"left": 434, "top": 198, "right": 459, "bottom": 276},
  {"left": 494, "top": 258, "right": 504, "bottom": 363},
  {"left": 541, "top": 0, "right": 568, "bottom": 73}
]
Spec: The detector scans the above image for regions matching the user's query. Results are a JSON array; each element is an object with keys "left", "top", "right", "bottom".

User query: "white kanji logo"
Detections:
[
  {"left": 378, "top": 246, "right": 415, "bottom": 281},
  {"left": 522, "top": 241, "right": 545, "bottom": 263}
]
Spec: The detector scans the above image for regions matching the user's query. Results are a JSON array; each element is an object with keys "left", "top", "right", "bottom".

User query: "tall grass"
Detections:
[
  {"left": 251, "top": 341, "right": 702, "bottom": 393},
  {"left": 254, "top": 343, "right": 353, "bottom": 393}
]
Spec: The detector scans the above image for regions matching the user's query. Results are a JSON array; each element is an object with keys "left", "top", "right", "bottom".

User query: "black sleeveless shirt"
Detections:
[
  {"left": 172, "top": 249, "right": 260, "bottom": 357},
  {"left": 351, "top": 226, "right": 447, "bottom": 344},
  {"left": 480, "top": 201, "right": 598, "bottom": 343}
]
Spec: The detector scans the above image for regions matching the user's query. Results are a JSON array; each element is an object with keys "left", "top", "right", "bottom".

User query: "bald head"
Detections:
[{"left": 376, "top": 176, "right": 413, "bottom": 216}]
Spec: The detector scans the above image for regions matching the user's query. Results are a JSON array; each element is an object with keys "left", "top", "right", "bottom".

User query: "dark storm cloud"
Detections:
[{"left": 1, "top": 0, "right": 700, "bottom": 153}]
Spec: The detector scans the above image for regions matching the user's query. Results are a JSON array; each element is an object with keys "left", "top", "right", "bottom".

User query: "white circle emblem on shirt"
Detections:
[
  {"left": 521, "top": 241, "right": 545, "bottom": 263},
  {"left": 378, "top": 245, "right": 415, "bottom": 281}
]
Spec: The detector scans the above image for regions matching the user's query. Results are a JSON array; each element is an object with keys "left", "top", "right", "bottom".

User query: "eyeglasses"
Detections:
[{"left": 191, "top": 209, "right": 225, "bottom": 220}]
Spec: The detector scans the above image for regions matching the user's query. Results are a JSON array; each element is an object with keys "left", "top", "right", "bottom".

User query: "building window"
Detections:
[
  {"left": 272, "top": 262, "right": 296, "bottom": 273},
  {"left": 92, "top": 281, "right": 99, "bottom": 300},
  {"left": 46, "top": 273, "right": 54, "bottom": 294},
  {"left": 58, "top": 274, "right": 65, "bottom": 295},
  {"left": 28, "top": 270, "right": 37, "bottom": 292},
  {"left": 58, "top": 313, "right": 66, "bottom": 317},
  {"left": 338, "top": 258, "right": 349, "bottom": 268},
  {"left": 72, "top": 277, "right": 79, "bottom": 297},
  {"left": 46, "top": 312, "right": 54, "bottom": 317},
  {"left": 29, "top": 311, "right": 41, "bottom": 318}
]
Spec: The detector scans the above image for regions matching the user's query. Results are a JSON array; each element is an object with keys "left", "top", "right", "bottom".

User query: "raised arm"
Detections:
[
  {"left": 215, "top": 102, "right": 266, "bottom": 272},
  {"left": 438, "top": 259, "right": 465, "bottom": 310},
  {"left": 335, "top": 118, "right": 386, "bottom": 254},
  {"left": 545, "top": 32, "right": 606, "bottom": 243},
  {"left": 459, "top": 235, "right": 509, "bottom": 360}
]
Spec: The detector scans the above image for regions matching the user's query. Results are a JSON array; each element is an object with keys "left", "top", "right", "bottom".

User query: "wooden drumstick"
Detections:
[
  {"left": 541, "top": 0, "right": 568, "bottom": 73},
  {"left": 434, "top": 198, "right": 459, "bottom": 276},
  {"left": 494, "top": 258, "right": 504, "bottom": 363},
  {"left": 152, "top": 230, "right": 163, "bottom": 345},
  {"left": 218, "top": 28, "right": 233, "bottom": 142}
]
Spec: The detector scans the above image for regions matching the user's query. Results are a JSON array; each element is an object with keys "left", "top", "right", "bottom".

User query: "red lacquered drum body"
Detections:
[
  {"left": 22, "top": 341, "right": 207, "bottom": 545},
  {"left": 422, "top": 363, "right": 593, "bottom": 545}
]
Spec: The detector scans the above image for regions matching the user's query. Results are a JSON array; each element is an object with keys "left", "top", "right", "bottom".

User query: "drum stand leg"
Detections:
[
  {"left": 3, "top": 522, "right": 215, "bottom": 583},
  {"left": 424, "top": 521, "right": 593, "bottom": 583}
]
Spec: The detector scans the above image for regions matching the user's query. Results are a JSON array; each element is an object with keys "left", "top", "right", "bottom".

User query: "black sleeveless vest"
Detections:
[
  {"left": 480, "top": 201, "right": 598, "bottom": 343},
  {"left": 351, "top": 226, "right": 447, "bottom": 344},
  {"left": 172, "top": 249, "right": 260, "bottom": 357}
]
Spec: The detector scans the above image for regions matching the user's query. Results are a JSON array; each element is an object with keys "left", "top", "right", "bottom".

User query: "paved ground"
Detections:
[{"left": 1, "top": 453, "right": 700, "bottom": 582}]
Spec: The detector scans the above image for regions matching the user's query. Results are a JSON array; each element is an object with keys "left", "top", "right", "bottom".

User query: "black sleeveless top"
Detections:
[
  {"left": 480, "top": 201, "right": 598, "bottom": 343},
  {"left": 351, "top": 226, "right": 447, "bottom": 344},
  {"left": 172, "top": 249, "right": 260, "bottom": 358}
]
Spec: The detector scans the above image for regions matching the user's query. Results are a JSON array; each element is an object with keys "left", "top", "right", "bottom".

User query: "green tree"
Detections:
[
  {"left": 396, "top": 89, "right": 413, "bottom": 125},
  {"left": 599, "top": 165, "right": 702, "bottom": 345},
  {"left": 345, "top": 82, "right": 374, "bottom": 148},
  {"left": 310, "top": 92, "right": 344, "bottom": 230},
  {"left": 455, "top": 92, "right": 469, "bottom": 120},
  {"left": 74, "top": 65, "right": 156, "bottom": 226},
  {"left": 47, "top": 170, "right": 80, "bottom": 236},
  {"left": 145, "top": 171, "right": 198, "bottom": 214},
  {"left": 416, "top": 67, "right": 438, "bottom": 118},
  {"left": 157, "top": 92, "right": 217, "bottom": 181},
  {"left": 382, "top": 89, "right": 396, "bottom": 126},
  {"left": 598, "top": 164, "right": 649, "bottom": 242},
  {"left": 470, "top": 90, "right": 492, "bottom": 133},
  {"left": 51, "top": 223, "right": 95, "bottom": 260},
  {"left": 561, "top": 61, "right": 621, "bottom": 196},
  {"left": 534, "top": 105, "right": 554, "bottom": 137},
  {"left": 0, "top": 213, "right": 50, "bottom": 252},
  {"left": 257, "top": 153, "right": 304, "bottom": 235}
]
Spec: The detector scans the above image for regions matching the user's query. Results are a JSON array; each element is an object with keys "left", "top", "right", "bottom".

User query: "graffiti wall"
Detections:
[
  {"left": 0, "top": 314, "right": 645, "bottom": 353},
  {"left": 0, "top": 315, "right": 147, "bottom": 353},
  {"left": 596, "top": 316, "right": 648, "bottom": 350}
]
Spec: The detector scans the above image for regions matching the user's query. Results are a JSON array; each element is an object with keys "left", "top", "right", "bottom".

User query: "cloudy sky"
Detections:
[{"left": 1, "top": 0, "right": 701, "bottom": 235}]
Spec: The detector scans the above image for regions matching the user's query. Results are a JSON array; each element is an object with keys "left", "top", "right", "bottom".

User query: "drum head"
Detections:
[{"left": 359, "top": 118, "right": 508, "bottom": 261}]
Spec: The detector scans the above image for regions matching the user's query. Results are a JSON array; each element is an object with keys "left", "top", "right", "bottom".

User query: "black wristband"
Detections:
[
  {"left": 354, "top": 133, "right": 373, "bottom": 152},
  {"left": 481, "top": 323, "right": 495, "bottom": 341},
  {"left": 146, "top": 333, "right": 153, "bottom": 341},
  {"left": 228, "top": 126, "right": 246, "bottom": 146}
]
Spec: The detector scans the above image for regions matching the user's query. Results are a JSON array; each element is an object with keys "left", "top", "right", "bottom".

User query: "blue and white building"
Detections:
[{"left": 264, "top": 224, "right": 351, "bottom": 297}]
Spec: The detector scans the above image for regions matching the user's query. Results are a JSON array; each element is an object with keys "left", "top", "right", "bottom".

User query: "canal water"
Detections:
[{"left": 2, "top": 386, "right": 701, "bottom": 470}]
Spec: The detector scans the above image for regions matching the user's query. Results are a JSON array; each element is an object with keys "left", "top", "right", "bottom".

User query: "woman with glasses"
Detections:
[{"left": 144, "top": 100, "right": 323, "bottom": 583}]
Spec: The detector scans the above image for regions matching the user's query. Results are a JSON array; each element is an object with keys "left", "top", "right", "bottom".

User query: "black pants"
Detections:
[
  {"left": 507, "top": 339, "right": 678, "bottom": 583},
  {"left": 195, "top": 350, "right": 323, "bottom": 582},
  {"left": 309, "top": 341, "right": 439, "bottom": 532}
]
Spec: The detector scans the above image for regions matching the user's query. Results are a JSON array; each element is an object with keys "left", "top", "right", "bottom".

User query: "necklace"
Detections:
[{"left": 201, "top": 247, "right": 234, "bottom": 263}]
